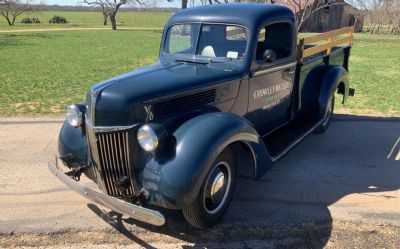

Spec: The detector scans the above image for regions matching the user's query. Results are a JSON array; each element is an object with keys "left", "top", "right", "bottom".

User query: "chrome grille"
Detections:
[{"left": 87, "top": 125, "right": 136, "bottom": 197}]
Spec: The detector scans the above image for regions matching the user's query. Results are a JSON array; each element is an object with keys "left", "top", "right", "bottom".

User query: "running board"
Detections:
[{"left": 263, "top": 115, "right": 323, "bottom": 161}]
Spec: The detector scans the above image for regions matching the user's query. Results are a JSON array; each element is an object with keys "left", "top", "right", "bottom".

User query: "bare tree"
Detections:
[
  {"left": 84, "top": 1, "right": 113, "bottom": 25},
  {"left": 0, "top": 0, "right": 32, "bottom": 26},
  {"left": 82, "top": 0, "right": 156, "bottom": 30},
  {"left": 191, "top": 0, "right": 343, "bottom": 32},
  {"left": 388, "top": 0, "right": 400, "bottom": 33},
  {"left": 100, "top": 3, "right": 112, "bottom": 25},
  {"left": 348, "top": 0, "right": 400, "bottom": 34},
  {"left": 181, "top": 0, "right": 188, "bottom": 8},
  {"left": 82, "top": 0, "right": 127, "bottom": 29},
  {"left": 195, "top": 0, "right": 265, "bottom": 4},
  {"left": 273, "top": 0, "right": 346, "bottom": 32}
]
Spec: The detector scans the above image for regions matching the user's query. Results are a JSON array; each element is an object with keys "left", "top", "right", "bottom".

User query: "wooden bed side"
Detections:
[{"left": 297, "top": 26, "right": 354, "bottom": 63}]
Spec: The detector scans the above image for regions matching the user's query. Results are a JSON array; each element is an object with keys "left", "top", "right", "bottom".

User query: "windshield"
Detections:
[{"left": 164, "top": 23, "right": 248, "bottom": 60}]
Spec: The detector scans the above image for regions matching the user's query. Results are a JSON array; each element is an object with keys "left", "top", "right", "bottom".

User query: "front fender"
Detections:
[
  {"left": 58, "top": 121, "right": 87, "bottom": 166},
  {"left": 142, "top": 112, "right": 272, "bottom": 209},
  {"left": 318, "top": 66, "right": 349, "bottom": 117}
]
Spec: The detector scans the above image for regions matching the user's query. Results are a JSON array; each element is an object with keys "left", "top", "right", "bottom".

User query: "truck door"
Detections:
[{"left": 246, "top": 21, "right": 296, "bottom": 136}]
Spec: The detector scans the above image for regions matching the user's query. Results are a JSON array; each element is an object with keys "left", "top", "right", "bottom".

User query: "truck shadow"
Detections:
[{"left": 88, "top": 114, "right": 400, "bottom": 248}]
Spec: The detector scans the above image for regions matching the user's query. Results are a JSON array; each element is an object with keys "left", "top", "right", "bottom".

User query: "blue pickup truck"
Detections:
[{"left": 49, "top": 3, "right": 355, "bottom": 228}]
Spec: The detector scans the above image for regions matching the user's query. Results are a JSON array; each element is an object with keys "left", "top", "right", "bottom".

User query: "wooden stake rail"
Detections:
[{"left": 298, "top": 26, "right": 354, "bottom": 62}]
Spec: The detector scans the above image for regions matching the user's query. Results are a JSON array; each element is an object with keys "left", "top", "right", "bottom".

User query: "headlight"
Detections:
[
  {"left": 137, "top": 125, "right": 158, "bottom": 152},
  {"left": 66, "top": 105, "right": 83, "bottom": 127}
]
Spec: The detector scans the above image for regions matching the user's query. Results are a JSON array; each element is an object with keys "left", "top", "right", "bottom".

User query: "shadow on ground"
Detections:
[{"left": 87, "top": 114, "right": 400, "bottom": 248}]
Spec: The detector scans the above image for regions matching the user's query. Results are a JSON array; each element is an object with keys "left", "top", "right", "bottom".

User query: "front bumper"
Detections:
[{"left": 48, "top": 160, "right": 165, "bottom": 226}]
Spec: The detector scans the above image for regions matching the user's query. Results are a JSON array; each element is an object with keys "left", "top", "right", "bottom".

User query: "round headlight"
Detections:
[
  {"left": 66, "top": 105, "right": 82, "bottom": 127},
  {"left": 137, "top": 125, "right": 158, "bottom": 152}
]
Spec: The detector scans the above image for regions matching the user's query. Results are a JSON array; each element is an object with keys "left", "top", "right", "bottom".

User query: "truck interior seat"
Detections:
[{"left": 201, "top": 45, "right": 216, "bottom": 57}]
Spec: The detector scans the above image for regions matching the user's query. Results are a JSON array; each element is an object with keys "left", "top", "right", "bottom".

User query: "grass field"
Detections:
[
  {"left": 0, "top": 11, "right": 171, "bottom": 30},
  {"left": 0, "top": 30, "right": 161, "bottom": 114},
  {"left": 338, "top": 34, "right": 400, "bottom": 116},
  {"left": 0, "top": 14, "right": 399, "bottom": 116}
]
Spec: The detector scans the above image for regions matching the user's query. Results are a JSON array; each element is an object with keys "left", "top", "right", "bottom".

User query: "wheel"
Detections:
[
  {"left": 182, "top": 148, "right": 236, "bottom": 228},
  {"left": 315, "top": 94, "right": 335, "bottom": 134}
]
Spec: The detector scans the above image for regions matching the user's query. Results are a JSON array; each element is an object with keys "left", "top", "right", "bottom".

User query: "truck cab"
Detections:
[{"left": 50, "top": 4, "right": 354, "bottom": 228}]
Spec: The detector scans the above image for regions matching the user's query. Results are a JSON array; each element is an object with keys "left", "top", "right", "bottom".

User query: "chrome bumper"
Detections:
[{"left": 48, "top": 160, "right": 165, "bottom": 226}]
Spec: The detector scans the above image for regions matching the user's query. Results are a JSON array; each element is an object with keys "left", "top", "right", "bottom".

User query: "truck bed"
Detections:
[
  {"left": 294, "top": 27, "right": 354, "bottom": 114},
  {"left": 293, "top": 44, "right": 351, "bottom": 114},
  {"left": 302, "top": 45, "right": 351, "bottom": 68},
  {"left": 298, "top": 26, "right": 354, "bottom": 70}
]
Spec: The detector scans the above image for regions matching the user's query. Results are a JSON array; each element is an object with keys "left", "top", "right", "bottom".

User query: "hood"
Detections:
[{"left": 87, "top": 61, "right": 243, "bottom": 126}]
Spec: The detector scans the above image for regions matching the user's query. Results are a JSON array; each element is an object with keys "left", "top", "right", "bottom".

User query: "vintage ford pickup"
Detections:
[{"left": 49, "top": 4, "right": 355, "bottom": 228}]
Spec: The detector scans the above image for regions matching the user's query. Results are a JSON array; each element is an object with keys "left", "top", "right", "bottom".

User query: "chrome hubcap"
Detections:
[
  {"left": 210, "top": 172, "right": 225, "bottom": 203},
  {"left": 203, "top": 162, "right": 231, "bottom": 214}
]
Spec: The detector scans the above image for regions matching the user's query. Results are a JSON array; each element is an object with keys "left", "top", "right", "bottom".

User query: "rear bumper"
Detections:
[{"left": 48, "top": 160, "right": 165, "bottom": 226}]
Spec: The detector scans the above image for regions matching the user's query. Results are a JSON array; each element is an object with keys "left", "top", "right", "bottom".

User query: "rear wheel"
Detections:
[
  {"left": 182, "top": 148, "right": 236, "bottom": 228},
  {"left": 315, "top": 94, "right": 335, "bottom": 134}
]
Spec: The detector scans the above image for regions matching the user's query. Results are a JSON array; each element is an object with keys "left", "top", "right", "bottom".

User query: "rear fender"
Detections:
[
  {"left": 142, "top": 112, "right": 272, "bottom": 208},
  {"left": 318, "top": 66, "right": 349, "bottom": 117}
]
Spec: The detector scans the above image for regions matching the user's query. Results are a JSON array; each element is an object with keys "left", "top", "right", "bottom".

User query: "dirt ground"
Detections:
[
  {"left": 1, "top": 221, "right": 399, "bottom": 249},
  {"left": 1, "top": 115, "right": 400, "bottom": 249}
]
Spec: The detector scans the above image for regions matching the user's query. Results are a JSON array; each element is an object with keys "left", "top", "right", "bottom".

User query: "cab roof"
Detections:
[{"left": 166, "top": 3, "right": 296, "bottom": 29}]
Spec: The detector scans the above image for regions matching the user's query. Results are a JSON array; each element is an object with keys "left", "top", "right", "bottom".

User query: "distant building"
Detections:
[{"left": 299, "top": 0, "right": 364, "bottom": 33}]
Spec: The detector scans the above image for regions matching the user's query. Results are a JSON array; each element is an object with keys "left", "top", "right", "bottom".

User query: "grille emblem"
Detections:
[{"left": 144, "top": 105, "right": 154, "bottom": 121}]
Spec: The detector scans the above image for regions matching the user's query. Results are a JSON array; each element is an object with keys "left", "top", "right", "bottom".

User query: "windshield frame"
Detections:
[{"left": 161, "top": 22, "right": 250, "bottom": 62}]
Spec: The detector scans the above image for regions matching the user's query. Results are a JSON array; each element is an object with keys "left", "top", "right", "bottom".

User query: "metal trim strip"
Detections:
[
  {"left": 252, "top": 62, "right": 297, "bottom": 77},
  {"left": 85, "top": 117, "right": 139, "bottom": 133}
]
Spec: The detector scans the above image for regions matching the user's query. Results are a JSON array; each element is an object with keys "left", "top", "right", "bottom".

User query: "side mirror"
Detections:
[
  {"left": 263, "top": 49, "right": 277, "bottom": 63},
  {"left": 249, "top": 49, "right": 278, "bottom": 78}
]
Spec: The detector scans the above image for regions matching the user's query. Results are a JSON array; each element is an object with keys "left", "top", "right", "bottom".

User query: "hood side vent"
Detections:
[{"left": 153, "top": 89, "right": 216, "bottom": 119}]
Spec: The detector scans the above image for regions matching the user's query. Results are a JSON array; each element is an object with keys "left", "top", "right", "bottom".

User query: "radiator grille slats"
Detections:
[
  {"left": 88, "top": 128, "right": 135, "bottom": 197},
  {"left": 153, "top": 89, "right": 216, "bottom": 119},
  {"left": 97, "top": 135, "right": 113, "bottom": 194}
]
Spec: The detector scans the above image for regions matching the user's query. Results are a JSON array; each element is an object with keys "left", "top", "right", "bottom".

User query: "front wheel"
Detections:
[
  {"left": 315, "top": 94, "right": 335, "bottom": 134},
  {"left": 182, "top": 148, "right": 236, "bottom": 228}
]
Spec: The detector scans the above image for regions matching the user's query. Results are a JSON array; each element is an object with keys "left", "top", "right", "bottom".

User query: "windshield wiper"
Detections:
[
  {"left": 175, "top": 57, "right": 233, "bottom": 65},
  {"left": 175, "top": 59, "right": 209, "bottom": 64},
  {"left": 209, "top": 57, "right": 233, "bottom": 63}
]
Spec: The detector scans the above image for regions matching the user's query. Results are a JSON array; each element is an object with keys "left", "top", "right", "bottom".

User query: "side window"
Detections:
[
  {"left": 258, "top": 28, "right": 266, "bottom": 42},
  {"left": 226, "top": 26, "right": 247, "bottom": 41},
  {"left": 256, "top": 22, "right": 293, "bottom": 63},
  {"left": 166, "top": 24, "right": 197, "bottom": 54}
]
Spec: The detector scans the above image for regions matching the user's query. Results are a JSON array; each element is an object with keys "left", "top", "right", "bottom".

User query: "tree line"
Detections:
[
  {"left": 1, "top": 0, "right": 399, "bottom": 34},
  {"left": 348, "top": 0, "right": 400, "bottom": 34}
]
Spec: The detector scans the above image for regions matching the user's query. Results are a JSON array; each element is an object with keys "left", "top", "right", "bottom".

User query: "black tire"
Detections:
[
  {"left": 182, "top": 148, "right": 236, "bottom": 229},
  {"left": 315, "top": 94, "right": 335, "bottom": 134}
]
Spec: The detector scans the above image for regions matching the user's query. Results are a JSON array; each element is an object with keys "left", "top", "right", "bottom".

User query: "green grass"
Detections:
[
  {"left": 336, "top": 33, "right": 400, "bottom": 116},
  {"left": 0, "top": 30, "right": 161, "bottom": 114},
  {"left": 0, "top": 11, "right": 171, "bottom": 29},
  {"left": 0, "top": 30, "right": 399, "bottom": 116}
]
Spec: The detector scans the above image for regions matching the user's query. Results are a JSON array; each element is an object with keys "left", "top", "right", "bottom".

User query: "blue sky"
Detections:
[{"left": 38, "top": 0, "right": 180, "bottom": 8}]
